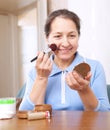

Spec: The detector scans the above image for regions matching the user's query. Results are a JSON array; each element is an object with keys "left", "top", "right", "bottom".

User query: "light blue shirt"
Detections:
[{"left": 19, "top": 52, "right": 110, "bottom": 111}]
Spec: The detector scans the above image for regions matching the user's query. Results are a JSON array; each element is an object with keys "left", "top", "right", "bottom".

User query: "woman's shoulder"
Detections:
[
  {"left": 77, "top": 53, "right": 104, "bottom": 72},
  {"left": 86, "top": 58, "right": 102, "bottom": 67},
  {"left": 85, "top": 58, "right": 105, "bottom": 74},
  {"left": 77, "top": 53, "right": 102, "bottom": 67}
]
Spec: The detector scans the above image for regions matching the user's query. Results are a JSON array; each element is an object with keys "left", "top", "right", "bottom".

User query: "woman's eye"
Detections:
[
  {"left": 54, "top": 35, "right": 61, "bottom": 38},
  {"left": 69, "top": 34, "right": 76, "bottom": 38}
]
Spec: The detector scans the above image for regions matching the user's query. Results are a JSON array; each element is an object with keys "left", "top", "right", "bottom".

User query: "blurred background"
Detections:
[{"left": 0, "top": 0, "right": 110, "bottom": 97}]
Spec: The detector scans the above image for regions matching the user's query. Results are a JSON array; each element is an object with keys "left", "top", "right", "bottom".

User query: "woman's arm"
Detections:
[
  {"left": 19, "top": 52, "right": 52, "bottom": 110},
  {"left": 65, "top": 61, "right": 110, "bottom": 111},
  {"left": 29, "top": 52, "right": 52, "bottom": 104},
  {"left": 66, "top": 71, "right": 98, "bottom": 111}
]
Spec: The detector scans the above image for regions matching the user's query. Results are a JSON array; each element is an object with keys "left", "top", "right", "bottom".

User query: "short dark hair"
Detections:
[{"left": 44, "top": 9, "right": 81, "bottom": 37}]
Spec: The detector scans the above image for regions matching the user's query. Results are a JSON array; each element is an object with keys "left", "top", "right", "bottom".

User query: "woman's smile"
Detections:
[{"left": 59, "top": 47, "right": 73, "bottom": 54}]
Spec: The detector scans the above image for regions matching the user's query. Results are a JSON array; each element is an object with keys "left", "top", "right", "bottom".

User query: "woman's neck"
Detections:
[{"left": 54, "top": 55, "right": 75, "bottom": 70}]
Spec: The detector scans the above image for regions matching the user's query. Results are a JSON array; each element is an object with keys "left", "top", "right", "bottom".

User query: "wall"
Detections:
[
  {"left": 0, "top": 0, "right": 46, "bottom": 97},
  {"left": 18, "top": 8, "right": 37, "bottom": 87},
  {"left": 0, "top": 14, "right": 19, "bottom": 97},
  {"left": 68, "top": 0, "right": 110, "bottom": 84},
  {"left": 47, "top": 0, "right": 67, "bottom": 13},
  {"left": 0, "top": 1, "right": 47, "bottom": 97}
]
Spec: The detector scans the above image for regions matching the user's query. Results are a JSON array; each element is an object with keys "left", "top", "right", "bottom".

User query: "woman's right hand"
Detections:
[
  {"left": 35, "top": 52, "right": 53, "bottom": 79},
  {"left": 29, "top": 52, "right": 53, "bottom": 104}
]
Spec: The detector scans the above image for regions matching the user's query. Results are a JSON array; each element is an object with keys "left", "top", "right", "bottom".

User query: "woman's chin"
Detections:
[{"left": 59, "top": 56, "right": 73, "bottom": 61}]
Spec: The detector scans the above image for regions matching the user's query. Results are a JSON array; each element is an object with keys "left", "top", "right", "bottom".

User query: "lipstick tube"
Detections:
[{"left": 27, "top": 111, "right": 50, "bottom": 120}]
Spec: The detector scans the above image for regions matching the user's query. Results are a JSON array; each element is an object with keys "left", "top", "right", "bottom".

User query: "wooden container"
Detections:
[
  {"left": 17, "top": 111, "right": 28, "bottom": 119},
  {"left": 34, "top": 104, "right": 52, "bottom": 115}
]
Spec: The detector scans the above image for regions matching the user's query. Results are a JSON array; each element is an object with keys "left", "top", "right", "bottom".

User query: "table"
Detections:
[{"left": 0, "top": 111, "right": 110, "bottom": 130}]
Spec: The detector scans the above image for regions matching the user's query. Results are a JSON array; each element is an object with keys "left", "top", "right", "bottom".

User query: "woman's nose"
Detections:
[{"left": 62, "top": 36, "right": 69, "bottom": 45}]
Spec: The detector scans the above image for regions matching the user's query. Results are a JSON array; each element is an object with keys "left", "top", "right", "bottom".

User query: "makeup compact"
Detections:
[{"left": 73, "top": 62, "right": 91, "bottom": 79}]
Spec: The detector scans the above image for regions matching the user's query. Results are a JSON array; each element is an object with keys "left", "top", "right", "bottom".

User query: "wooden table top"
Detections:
[{"left": 0, "top": 111, "right": 110, "bottom": 130}]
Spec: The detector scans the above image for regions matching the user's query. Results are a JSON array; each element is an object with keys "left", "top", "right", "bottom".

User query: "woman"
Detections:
[{"left": 19, "top": 9, "right": 110, "bottom": 111}]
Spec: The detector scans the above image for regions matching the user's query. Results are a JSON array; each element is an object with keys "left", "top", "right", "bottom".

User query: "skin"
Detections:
[{"left": 30, "top": 17, "right": 98, "bottom": 111}]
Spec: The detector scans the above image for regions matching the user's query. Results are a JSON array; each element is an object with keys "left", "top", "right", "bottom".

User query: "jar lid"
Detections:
[
  {"left": 34, "top": 104, "right": 52, "bottom": 115},
  {"left": 0, "top": 98, "right": 16, "bottom": 104}
]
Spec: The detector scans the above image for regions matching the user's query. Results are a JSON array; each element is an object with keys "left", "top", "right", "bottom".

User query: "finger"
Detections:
[
  {"left": 40, "top": 53, "right": 49, "bottom": 65},
  {"left": 72, "top": 71, "right": 89, "bottom": 88},
  {"left": 66, "top": 72, "right": 80, "bottom": 90},
  {"left": 43, "top": 58, "right": 53, "bottom": 71},
  {"left": 36, "top": 52, "right": 44, "bottom": 64},
  {"left": 85, "top": 71, "right": 92, "bottom": 81},
  {"left": 72, "top": 71, "right": 83, "bottom": 83}
]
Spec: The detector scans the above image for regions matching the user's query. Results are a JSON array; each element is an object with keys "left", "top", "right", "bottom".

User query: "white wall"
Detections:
[
  {"left": 68, "top": 0, "right": 110, "bottom": 84},
  {"left": 18, "top": 27, "right": 37, "bottom": 86},
  {"left": 18, "top": 8, "right": 37, "bottom": 87}
]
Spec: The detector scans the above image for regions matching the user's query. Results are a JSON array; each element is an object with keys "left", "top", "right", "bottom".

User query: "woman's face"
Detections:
[{"left": 47, "top": 17, "right": 79, "bottom": 61}]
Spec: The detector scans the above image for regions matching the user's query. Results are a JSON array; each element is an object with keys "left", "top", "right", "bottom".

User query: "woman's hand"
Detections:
[
  {"left": 65, "top": 70, "right": 92, "bottom": 91},
  {"left": 35, "top": 52, "right": 53, "bottom": 78},
  {"left": 66, "top": 71, "right": 98, "bottom": 111},
  {"left": 30, "top": 52, "right": 53, "bottom": 104}
]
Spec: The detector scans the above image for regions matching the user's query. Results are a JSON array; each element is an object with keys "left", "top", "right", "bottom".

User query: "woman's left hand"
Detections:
[{"left": 65, "top": 70, "right": 92, "bottom": 91}]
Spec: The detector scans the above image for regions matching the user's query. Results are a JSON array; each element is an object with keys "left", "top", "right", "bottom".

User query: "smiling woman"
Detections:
[{"left": 19, "top": 9, "right": 110, "bottom": 112}]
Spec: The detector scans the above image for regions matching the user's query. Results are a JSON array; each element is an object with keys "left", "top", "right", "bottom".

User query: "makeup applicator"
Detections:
[{"left": 30, "top": 43, "right": 57, "bottom": 62}]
